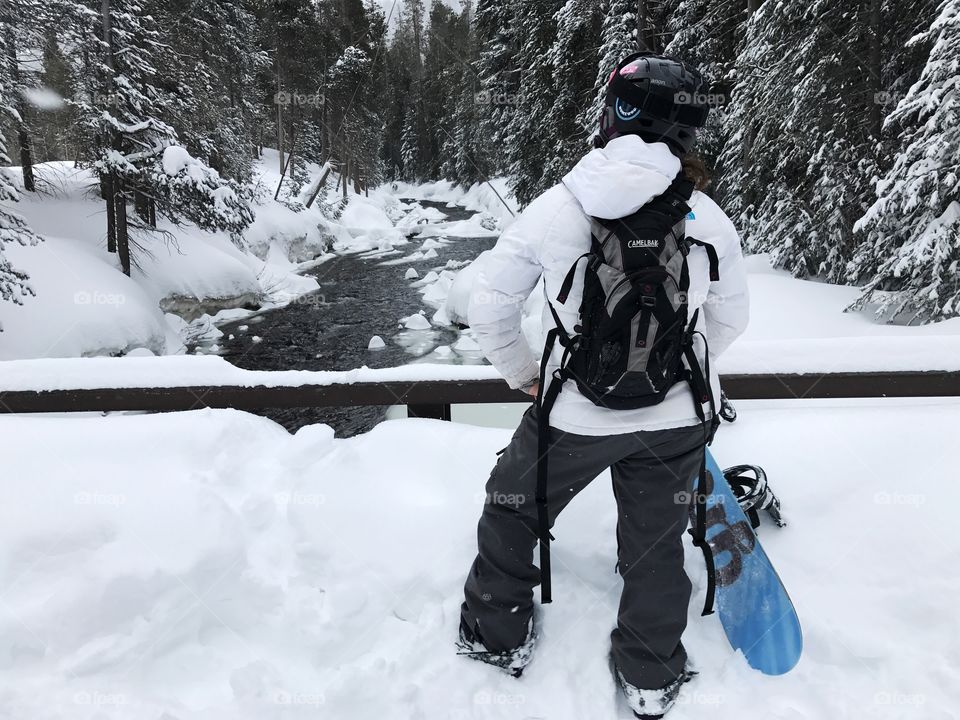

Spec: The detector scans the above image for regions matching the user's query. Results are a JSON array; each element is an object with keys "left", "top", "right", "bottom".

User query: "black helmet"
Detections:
[{"left": 597, "top": 52, "right": 710, "bottom": 155}]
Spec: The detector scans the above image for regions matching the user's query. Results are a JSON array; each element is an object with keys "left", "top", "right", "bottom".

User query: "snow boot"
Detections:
[
  {"left": 614, "top": 664, "right": 696, "bottom": 718},
  {"left": 456, "top": 616, "right": 535, "bottom": 677}
]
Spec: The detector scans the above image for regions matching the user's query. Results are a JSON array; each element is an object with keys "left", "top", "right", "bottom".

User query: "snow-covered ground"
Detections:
[{"left": 1, "top": 400, "right": 956, "bottom": 719}]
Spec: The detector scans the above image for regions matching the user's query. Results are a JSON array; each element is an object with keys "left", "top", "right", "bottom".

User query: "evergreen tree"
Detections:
[
  {"left": 543, "top": 0, "right": 603, "bottom": 186},
  {"left": 0, "top": 33, "right": 38, "bottom": 326},
  {"left": 851, "top": 0, "right": 960, "bottom": 321},
  {"left": 717, "top": 1, "right": 891, "bottom": 281},
  {"left": 473, "top": 0, "right": 520, "bottom": 173},
  {"left": 582, "top": 0, "right": 639, "bottom": 134},
  {"left": 63, "top": 0, "right": 252, "bottom": 274},
  {"left": 506, "top": 0, "right": 561, "bottom": 205}
]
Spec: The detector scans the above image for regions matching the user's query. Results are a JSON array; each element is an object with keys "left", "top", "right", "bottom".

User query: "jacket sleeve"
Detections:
[
  {"left": 467, "top": 206, "right": 547, "bottom": 390},
  {"left": 704, "top": 214, "right": 750, "bottom": 358}
]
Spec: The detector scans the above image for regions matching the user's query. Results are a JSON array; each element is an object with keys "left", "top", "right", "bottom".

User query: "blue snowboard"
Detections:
[{"left": 694, "top": 450, "right": 803, "bottom": 675}]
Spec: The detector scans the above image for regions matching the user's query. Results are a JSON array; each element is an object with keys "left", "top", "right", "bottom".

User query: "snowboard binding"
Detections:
[{"left": 723, "top": 464, "right": 786, "bottom": 528}]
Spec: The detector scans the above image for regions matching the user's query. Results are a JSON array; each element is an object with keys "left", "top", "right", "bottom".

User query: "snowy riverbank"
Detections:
[
  {"left": 1, "top": 400, "right": 957, "bottom": 719},
  {"left": 0, "top": 160, "right": 517, "bottom": 361}
]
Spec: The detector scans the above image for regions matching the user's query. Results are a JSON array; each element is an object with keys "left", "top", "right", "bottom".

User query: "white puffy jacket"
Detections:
[{"left": 467, "top": 134, "right": 750, "bottom": 436}]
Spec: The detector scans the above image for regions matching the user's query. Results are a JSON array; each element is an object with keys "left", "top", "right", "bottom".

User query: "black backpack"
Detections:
[{"left": 533, "top": 171, "right": 721, "bottom": 608}]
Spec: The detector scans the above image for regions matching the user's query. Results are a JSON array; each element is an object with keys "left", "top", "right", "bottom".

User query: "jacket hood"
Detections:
[{"left": 561, "top": 135, "right": 682, "bottom": 220}]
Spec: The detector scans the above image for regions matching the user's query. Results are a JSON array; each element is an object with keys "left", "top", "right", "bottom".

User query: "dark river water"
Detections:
[{"left": 201, "top": 200, "right": 497, "bottom": 436}]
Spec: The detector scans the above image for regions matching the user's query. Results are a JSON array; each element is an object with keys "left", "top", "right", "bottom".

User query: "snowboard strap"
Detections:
[
  {"left": 681, "top": 310, "right": 719, "bottom": 616},
  {"left": 534, "top": 318, "right": 569, "bottom": 604}
]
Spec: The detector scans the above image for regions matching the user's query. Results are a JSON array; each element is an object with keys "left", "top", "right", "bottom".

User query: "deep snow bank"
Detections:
[{"left": 0, "top": 400, "right": 956, "bottom": 719}]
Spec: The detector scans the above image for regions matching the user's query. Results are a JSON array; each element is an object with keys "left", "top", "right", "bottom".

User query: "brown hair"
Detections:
[{"left": 682, "top": 153, "right": 711, "bottom": 192}]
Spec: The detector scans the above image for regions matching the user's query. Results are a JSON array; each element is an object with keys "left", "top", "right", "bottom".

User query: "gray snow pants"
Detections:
[{"left": 461, "top": 405, "right": 705, "bottom": 690}]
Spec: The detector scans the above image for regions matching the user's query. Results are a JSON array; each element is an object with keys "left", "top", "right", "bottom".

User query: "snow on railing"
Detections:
[{"left": 0, "top": 355, "right": 958, "bottom": 417}]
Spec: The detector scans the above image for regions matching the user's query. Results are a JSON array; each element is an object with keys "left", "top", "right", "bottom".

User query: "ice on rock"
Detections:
[
  {"left": 368, "top": 335, "right": 386, "bottom": 350},
  {"left": 453, "top": 334, "right": 480, "bottom": 352},
  {"left": 404, "top": 267, "right": 419, "bottom": 280},
  {"left": 412, "top": 270, "right": 440, "bottom": 287},
  {"left": 400, "top": 312, "right": 432, "bottom": 331}
]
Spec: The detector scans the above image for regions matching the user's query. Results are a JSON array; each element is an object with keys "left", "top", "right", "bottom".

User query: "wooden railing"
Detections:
[{"left": 1, "top": 371, "right": 958, "bottom": 419}]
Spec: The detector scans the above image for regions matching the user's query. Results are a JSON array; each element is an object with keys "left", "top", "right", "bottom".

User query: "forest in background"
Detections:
[{"left": 1, "top": 0, "right": 958, "bottom": 324}]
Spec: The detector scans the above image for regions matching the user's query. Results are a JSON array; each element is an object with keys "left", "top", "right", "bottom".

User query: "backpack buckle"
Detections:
[{"left": 640, "top": 295, "right": 657, "bottom": 308}]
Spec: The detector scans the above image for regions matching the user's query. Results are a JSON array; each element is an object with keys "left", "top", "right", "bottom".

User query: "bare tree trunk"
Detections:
[
  {"left": 274, "top": 125, "right": 297, "bottom": 200},
  {"left": 101, "top": 0, "right": 118, "bottom": 256},
  {"left": 304, "top": 165, "right": 332, "bottom": 209},
  {"left": 868, "top": 0, "right": 883, "bottom": 142},
  {"left": 342, "top": 158, "right": 349, "bottom": 200},
  {"left": 3, "top": 25, "right": 35, "bottom": 191},
  {"left": 135, "top": 188, "right": 149, "bottom": 221},
  {"left": 104, "top": 172, "right": 117, "bottom": 253},
  {"left": 275, "top": 56, "right": 284, "bottom": 173},
  {"left": 116, "top": 176, "right": 130, "bottom": 276}
]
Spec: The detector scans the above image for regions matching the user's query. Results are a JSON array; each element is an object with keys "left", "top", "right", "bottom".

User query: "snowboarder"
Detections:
[{"left": 458, "top": 53, "right": 750, "bottom": 718}]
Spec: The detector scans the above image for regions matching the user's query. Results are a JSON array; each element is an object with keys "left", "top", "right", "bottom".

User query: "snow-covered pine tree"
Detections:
[
  {"left": 541, "top": 0, "right": 603, "bottom": 187},
  {"left": 0, "top": 0, "right": 58, "bottom": 192},
  {"left": 35, "top": 30, "right": 75, "bottom": 164},
  {"left": 63, "top": 0, "right": 252, "bottom": 273},
  {"left": 422, "top": 0, "right": 463, "bottom": 178},
  {"left": 581, "top": 0, "right": 639, "bottom": 136},
  {"left": 473, "top": 0, "right": 520, "bottom": 175},
  {"left": 665, "top": 0, "right": 745, "bottom": 174},
  {"left": 506, "top": 0, "right": 562, "bottom": 205},
  {"left": 851, "top": 0, "right": 960, "bottom": 321},
  {"left": 0, "top": 34, "right": 39, "bottom": 327},
  {"left": 400, "top": 102, "right": 421, "bottom": 183},
  {"left": 325, "top": 45, "right": 383, "bottom": 192},
  {"left": 389, "top": 0, "right": 430, "bottom": 183},
  {"left": 717, "top": 0, "right": 890, "bottom": 282},
  {"left": 154, "top": 0, "right": 267, "bottom": 185},
  {"left": 437, "top": 0, "right": 491, "bottom": 186}
]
